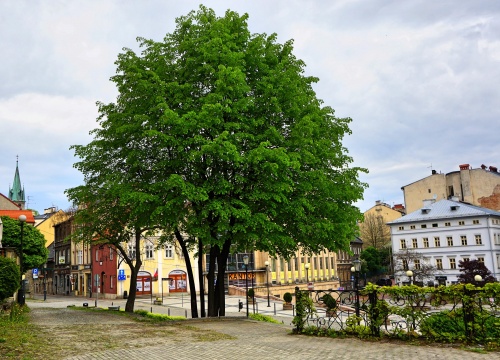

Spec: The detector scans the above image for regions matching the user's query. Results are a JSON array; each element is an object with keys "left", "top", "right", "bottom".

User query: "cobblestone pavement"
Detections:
[{"left": 27, "top": 296, "right": 499, "bottom": 360}]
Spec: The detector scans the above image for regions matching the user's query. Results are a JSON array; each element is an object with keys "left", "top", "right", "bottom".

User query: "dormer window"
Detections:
[
  {"left": 421, "top": 208, "right": 430, "bottom": 214},
  {"left": 450, "top": 205, "right": 460, "bottom": 211}
]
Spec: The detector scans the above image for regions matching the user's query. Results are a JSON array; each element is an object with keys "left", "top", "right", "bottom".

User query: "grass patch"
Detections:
[{"left": 249, "top": 313, "right": 281, "bottom": 324}]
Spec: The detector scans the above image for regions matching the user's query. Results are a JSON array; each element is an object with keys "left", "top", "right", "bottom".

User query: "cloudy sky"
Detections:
[{"left": 1, "top": 0, "right": 499, "bottom": 215}]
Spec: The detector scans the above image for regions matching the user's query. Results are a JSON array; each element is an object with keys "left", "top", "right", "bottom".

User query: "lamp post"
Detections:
[
  {"left": 18, "top": 214, "right": 27, "bottom": 306},
  {"left": 265, "top": 260, "right": 270, "bottom": 307},
  {"left": 305, "top": 263, "right": 310, "bottom": 284},
  {"left": 474, "top": 274, "right": 483, "bottom": 284},
  {"left": 243, "top": 255, "right": 249, "bottom": 318},
  {"left": 406, "top": 270, "right": 414, "bottom": 285},
  {"left": 351, "top": 258, "right": 361, "bottom": 317}
]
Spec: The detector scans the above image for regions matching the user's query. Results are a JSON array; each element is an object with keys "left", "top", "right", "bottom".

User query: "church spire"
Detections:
[{"left": 8, "top": 155, "right": 26, "bottom": 209}]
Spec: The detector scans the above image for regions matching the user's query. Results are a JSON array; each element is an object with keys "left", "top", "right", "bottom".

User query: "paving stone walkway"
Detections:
[{"left": 27, "top": 303, "right": 498, "bottom": 360}]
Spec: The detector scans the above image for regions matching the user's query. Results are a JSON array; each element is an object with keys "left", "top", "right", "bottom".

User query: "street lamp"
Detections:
[
  {"left": 351, "top": 258, "right": 361, "bottom": 317},
  {"left": 406, "top": 270, "right": 414, "bottom": 285},
  {"left": 305, "top": 263, "right": 310, "bottom": 283},
  {"left": 18, "top": 214, "right": 27, "bottom": 306},
  {"left": 243, "top": 255, "right": 249, "bottom": 318},
  {"left": 265, "top": 260, "right": 270, "bottom": 307},
  {"left": 474, "top": 274, "right": 483, "bottom": 283}
]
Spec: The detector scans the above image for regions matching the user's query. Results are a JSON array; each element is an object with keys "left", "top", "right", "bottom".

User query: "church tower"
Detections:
[{"left": 8, "top": 156, "right": 26, "bottom": 210}]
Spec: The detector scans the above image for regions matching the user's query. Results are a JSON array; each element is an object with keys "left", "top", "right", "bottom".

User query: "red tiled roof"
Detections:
[{"left": 0, "top": 210, "right": 35, "bottom": 224}]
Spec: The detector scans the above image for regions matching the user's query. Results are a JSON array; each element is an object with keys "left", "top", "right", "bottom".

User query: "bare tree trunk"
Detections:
[
  {"left": 207, "top": 245, "right": 219, "bottom": 317},
  {"left": 174, "top": 229, "right": 199, "bottom": 318},
  {"left": 198, "top": 237, "right": 205, "bottom": 318}
]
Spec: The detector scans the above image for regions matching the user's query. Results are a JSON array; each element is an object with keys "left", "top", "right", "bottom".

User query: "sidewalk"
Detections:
[{"left": 24, "top": 296, "right": 499, "bottom": 360}]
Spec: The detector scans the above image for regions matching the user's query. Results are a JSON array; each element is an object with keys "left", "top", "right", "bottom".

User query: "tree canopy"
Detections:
[
  {"left": 66, "top": 6, "right": 367, "bottom": 316},
  {"left": 457, "top": 259, "right": 496, "bottom": 285},
  {"left": 1, "top": 216, "right": 48, "bottom": 272}
]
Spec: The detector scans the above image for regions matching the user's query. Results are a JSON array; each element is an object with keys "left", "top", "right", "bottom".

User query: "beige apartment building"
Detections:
[{"left": 402, "top": 164, "right": 500, "bottom": 214}]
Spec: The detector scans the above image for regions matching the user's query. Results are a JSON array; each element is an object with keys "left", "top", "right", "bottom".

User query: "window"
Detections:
[
  {"left": 462, "top": 257, "right": 469, "bottom": 263},
  {"left": 330, "top": 257, "right": 334, "bottom": 269},
  {"left": 477, "top": 257, "right": 485, "bottom": 263},
  {"left": 473, "top": 220, "right": 479, "bottom": 224},
  {"left": 475, "top": 235, "right": 482, "bottom": 245},
  {"left": 495, "top": 233, "right": 500, "bottom": 245},
  {"left": 421, "top": 224, "right": 427, "bottom": 229},
  {"left": 145, "top": 243, "right": 154, "bottom": 259},
  {"left": 319, "top": 257, "right": 323, "bottom": 270},
  {"left": 436, "top": 258, "right": 443, "bottom": 270},
  {"left": 414, "top": 259, "right": 421, "bottom": 270},
  {"left": 434, "top": 237, "right": 440, "bottom": 247},
  {"left": 109, "top": 248, "right": 113, "bottom": 260},
  {"left": 461, "top": 236, "right": 467, "bottom": 246},
  {"left": 432, "top": 223, "right": 438, "bottom": 228},
  {"left": 402, "top": 259, "right": 409, "bottom": 271},
  {"left": 95, "top": 249, "right": 100, "bottom": 262},
  {"left": 423, "top": 238, "right": 429, "bottom": 248},
  {"left": 128, "top": 243, "right": 136, "bottom": 259},
  {"left": 398, "top": 226, "right": 404, "bottom": 230},
  {"left": 410, "top": 225, "right": 416, "bottom": 230},
  {"left": 412, "top": 239, "right": 418, "bottom": 248},
  {"left": 77, "top": 250, "right": 83, "bottom": 265},
  {"left": 447, "top": 236, "right": 453, "bottom": 246},
  {"left": 449, "top": 258, "right": 456, "bottom": 269},
  {"left": 165, "top": 245, "right": 173, "bottom": 259},
  {"left": 445, "top": 222, "right": 451, "bottom": 227},
  {"left": 110, "top": 276, "right": 114, "bottom": 289},
  {"left": 459, "top": 221, "right": 465, "bottom": 225},
  {"left": 400, "top": 239, "right": 407, "bottom": 249}
]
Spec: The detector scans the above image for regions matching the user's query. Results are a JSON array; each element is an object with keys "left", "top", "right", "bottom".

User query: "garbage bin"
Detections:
[{"left": 123, "top": 291, "right": 128, "bottom": 299}]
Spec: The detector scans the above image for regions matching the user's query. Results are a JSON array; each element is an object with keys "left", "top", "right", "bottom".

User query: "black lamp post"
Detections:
[
  {"left": 265, "top": 260, "right": 270, "bottom": 307},
  {"left": 243, "top": 255, "right": 249, "bottom": 318},
  {"left": 351, "top": 258, "right": 361, "bottom": 317},
  {"left": 18, "top": 214, "right": 27, "bottom": 306}
]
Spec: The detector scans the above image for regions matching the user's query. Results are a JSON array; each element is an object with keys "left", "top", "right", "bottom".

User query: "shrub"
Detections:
[
  {"left": 247, "top": 288, "right": 255, "bottom": 298},
  {"left": 0, "top": 257, "right": 20, "bottom": 303},
  {"left": 249, "top": 313, "right": 280, "bottom": 323},
  {"left": 283, "top": 292, "right": 292, "bottom": 303},
  {"left": 322, "top": 294, "right": 337, "bottom": 310}
]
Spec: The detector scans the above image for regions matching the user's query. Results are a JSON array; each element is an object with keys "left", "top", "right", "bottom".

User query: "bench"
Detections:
[{"left": 108, "top": 306, "right": 120, "bottom": 311}]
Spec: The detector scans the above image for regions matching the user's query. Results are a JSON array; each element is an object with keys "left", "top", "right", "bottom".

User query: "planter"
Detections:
[
  {"left": 326, "top": 310, "right": 337, "bottom": 317},
  {"left": 283, "top": 303, "right": 293, "bottom": 310}
]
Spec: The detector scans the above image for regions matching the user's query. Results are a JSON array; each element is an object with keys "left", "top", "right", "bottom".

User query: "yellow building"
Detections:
[
  {"left": 359, "top": 200, "right": 404, "bottom": 249},
  {"left": 402, "top": 164, "right": 500, "bottom": 214}
]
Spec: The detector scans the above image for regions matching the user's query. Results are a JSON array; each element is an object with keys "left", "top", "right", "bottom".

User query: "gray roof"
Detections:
[{"left": 387, "top": 199, "right": 500, "bottom": 224}]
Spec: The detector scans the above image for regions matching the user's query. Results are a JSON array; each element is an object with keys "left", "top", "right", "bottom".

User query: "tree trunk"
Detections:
[
  {"left": 198, "top": 237, "right": 205, "bottom": 318},
  {"left": 174, "top": 229, "right": 198, "bottom": 318},
  {"left": 207, "top": 245, "right": 219, "bottom": 317},
  {"left": 215, "top": 239, "right": 231, "bottom": 316}
]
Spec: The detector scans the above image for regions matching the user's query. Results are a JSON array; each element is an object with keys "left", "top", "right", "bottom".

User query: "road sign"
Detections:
[
  {"left": 32, "top": 268, "right": 39, "bottom": 279},
  {"left": 118, "top": 269, "right": 126, "bottom": 281}
]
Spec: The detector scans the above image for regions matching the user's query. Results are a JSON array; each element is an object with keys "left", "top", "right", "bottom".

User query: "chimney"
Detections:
[
  {"left": 489, "top": 166, "right": 498, "bottom": 173},
  {"left": 481, "top": 164, "right": 487, "bottom": 170},
  {"left": 422, "top": 199, "right": 435, "bottom": 207},
  {"left": 432, "top": 169, "right": 437, "bottom": 175},
  {"left": 459, "top": 164, "right": 470, "bottom": 171}
]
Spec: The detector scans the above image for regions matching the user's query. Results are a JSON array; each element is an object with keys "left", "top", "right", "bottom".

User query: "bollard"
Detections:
[
  {"left": 95, "top": 300, "right": 97, "bottom": 307},
  {"left": 151, "top": 307, "right": 153, "bottom": 313},
  {"left": 168, "top": 308, "right": 170, "bottom": 316},
  {"left": 256, "top": 302, "right": 258, "bottom": 314},
  {"left": 274, "top": 303, "right": 276, "bottom": 315},
  {"left": 292, "top": 305, "right": 295, "bottom": 317},
  {"left": 185, "top": 309, "right": 187, "bottom": 318}
]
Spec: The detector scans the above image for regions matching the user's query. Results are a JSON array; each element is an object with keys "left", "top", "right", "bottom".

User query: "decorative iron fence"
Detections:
[{"left": 294, "top": 283, "right": 500, "bottom": 344}]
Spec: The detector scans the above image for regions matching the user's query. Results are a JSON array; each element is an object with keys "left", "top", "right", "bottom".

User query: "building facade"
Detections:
[
  {"left": 402, "top": 164, "right": 500, "bottom": 214},
  {"left": 388, "top": 199, "right": 500, "bottom": 285}
]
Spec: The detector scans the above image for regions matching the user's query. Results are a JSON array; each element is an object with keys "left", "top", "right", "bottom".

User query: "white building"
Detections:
[{"left": 388, "top": 199, "right": 500, "bottom": 285}]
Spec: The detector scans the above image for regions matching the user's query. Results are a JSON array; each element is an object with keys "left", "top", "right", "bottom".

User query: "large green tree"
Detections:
[
  {"left": 67, "top": 6, "right": 367, "bottom": 316},
  {"left": 1, "top": 216, "right": 48, "bottom": 272}
]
